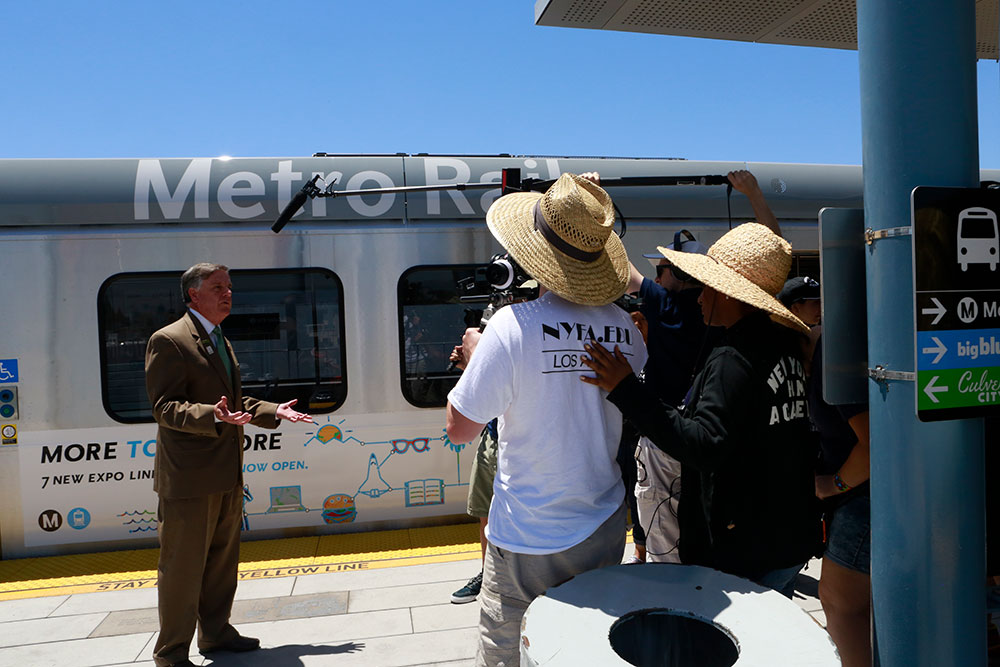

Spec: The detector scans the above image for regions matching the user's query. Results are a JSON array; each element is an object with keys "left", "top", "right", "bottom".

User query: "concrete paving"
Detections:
[{"left": 0, "top": 553, "right": 827, "bottom": 667}]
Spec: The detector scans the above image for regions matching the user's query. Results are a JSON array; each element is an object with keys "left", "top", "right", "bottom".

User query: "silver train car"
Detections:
[{"left": 0, "top": 154, "right": 867, "bottom": 559}]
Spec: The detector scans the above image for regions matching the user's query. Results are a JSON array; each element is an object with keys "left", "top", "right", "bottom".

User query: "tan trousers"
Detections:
[
  {"left": 152, "top": 484, "right": 243, "bottom": 666},
  {"left": 635, "top": 437, "right": 682, "bottom": 563},
  {"left": 475, "top": 503, "right": 626, "bottom": 667}
]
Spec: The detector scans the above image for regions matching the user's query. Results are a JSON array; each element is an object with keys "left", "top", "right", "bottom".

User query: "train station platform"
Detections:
[{"left": 0, "top": 525, "right": 826, "bottom": 666}]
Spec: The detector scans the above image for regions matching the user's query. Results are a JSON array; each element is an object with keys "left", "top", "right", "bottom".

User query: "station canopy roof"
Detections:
[{"left": 534, "top": 0, "right": 998, "bottom": 60}]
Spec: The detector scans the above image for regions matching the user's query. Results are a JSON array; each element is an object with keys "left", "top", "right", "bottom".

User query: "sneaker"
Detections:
[
  {"left": 451, "top": 571, "right": 483, "bottom": 604},
  {"left": 624, "top": 554, "right": 645, "bottom": 565}
]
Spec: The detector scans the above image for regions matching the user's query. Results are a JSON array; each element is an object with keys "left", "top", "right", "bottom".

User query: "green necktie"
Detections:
[{"left": 212, "top": 326, "right": 232, "bottom": 378}]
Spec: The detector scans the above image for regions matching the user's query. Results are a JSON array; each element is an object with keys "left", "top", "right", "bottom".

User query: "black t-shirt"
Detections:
[
  {"left": 807, "top": 337, "right": 866, "bottom": 475},
  {"left": 638, "top": 277, "right": 717, "bottom": 406}
]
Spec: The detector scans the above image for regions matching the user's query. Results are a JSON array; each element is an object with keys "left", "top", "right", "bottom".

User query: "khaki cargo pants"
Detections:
[{"left": 475, "top": 503, "right": 626, "bottom": 667}]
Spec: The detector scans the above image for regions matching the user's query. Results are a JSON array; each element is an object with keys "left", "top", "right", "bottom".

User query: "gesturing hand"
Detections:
[
  {"left": 215, "top": 396, "right": 252, "bottom": 425},
  {"left": 580, "top": 342, "right": 634, "bottom": 392},
  {"left": 276, "top": 398, "right": 315, "bottom": 424}
]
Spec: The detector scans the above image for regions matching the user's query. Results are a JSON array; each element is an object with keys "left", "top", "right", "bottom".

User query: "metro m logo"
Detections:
[
  {"left": 38, "top": 509, "right": 62, "bottom": 532},
  {"left": 958, "top": 297, "right": 978, "bottom": 324},
  {"left": 134, "top": 159, "right": 211, "bottom": 220}
]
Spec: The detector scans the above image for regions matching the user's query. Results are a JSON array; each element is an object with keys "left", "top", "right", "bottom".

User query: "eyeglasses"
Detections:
[
  {"left": 391, "top": 438, "right": 430, "bottom": 454},
  {"left": 656, "top": 263, "right": 695, "bottom": 284}
]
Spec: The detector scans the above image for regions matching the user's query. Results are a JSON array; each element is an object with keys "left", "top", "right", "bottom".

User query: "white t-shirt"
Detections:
[{"left": 448, "top": 291, "right": 648, "bottom": 555}]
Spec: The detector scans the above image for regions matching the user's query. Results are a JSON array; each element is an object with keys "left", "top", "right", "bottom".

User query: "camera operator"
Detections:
[
  {"left": 448, "top": 273, "right": 542, "bottom": 605},
  {"left": 445, "top": 174, "right": 647, "bottom": 667}
]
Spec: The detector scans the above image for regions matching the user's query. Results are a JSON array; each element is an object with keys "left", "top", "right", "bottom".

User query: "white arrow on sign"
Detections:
[
  {"left": 921, "top": 336, "right": 948, "bottom": 364},
  {"left": 921, "top": 297, "right": 946, "bottom": 326},
  {"left": 923, "top": 376, "right": 949, "bottom": 404}
]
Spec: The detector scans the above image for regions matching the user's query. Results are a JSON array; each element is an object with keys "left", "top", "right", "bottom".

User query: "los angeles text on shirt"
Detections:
[{"left": 541, "top": 320, "right": 635, "bottom": 375}]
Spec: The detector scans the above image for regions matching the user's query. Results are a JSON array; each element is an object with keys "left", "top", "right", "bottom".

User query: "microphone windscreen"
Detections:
[{"left": 272, "top": 190, "right": 309, "bottom": 233}]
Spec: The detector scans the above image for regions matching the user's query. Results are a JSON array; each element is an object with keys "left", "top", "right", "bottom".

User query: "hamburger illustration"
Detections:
[{"left": 322, "top": 493, "right": 357, "bottom": 524}]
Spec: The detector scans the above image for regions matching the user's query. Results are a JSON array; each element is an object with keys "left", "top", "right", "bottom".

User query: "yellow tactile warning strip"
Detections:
[{"left": 0, "top": 522, "right": 486, "bottom": 601}]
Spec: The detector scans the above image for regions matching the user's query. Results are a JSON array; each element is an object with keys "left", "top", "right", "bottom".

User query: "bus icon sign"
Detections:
[
  {"left": 913, "top": 187, "right": 1000, "bottom": 422},
  {"left": 957, "top": 207, "right": 999, "bottom": 271}
]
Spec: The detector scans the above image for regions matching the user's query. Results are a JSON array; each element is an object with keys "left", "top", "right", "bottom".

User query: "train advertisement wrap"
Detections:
[
  {"left": 18, "top": 413, "right": 469, "bottom": 548},
  {"left": 0, "top": 153, "right": 919, "bottom": 558}
]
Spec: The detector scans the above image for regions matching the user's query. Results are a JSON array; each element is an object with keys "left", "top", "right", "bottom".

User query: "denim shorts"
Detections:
[{"left": 825, "top": 490, "right": 871, "bottom": 574}]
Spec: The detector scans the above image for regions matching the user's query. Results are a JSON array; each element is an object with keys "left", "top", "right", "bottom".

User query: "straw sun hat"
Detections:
[
  {"left": 658, "top": 223, "right": 809, "bottom": 334},
  {"left": 485, "top": 173, "right": 629, "bottom": 306}
]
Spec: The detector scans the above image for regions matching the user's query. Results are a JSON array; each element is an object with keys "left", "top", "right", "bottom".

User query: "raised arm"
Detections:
[
  {"left": 728, "top": 170, "right": 781, "bottom": 237},
  {"left": 627, "top": 260, "right": 645, "bottom": 294}
]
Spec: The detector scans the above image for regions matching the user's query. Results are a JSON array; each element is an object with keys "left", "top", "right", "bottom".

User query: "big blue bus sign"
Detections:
[{"left": 912, "top": 186, "right": 1000, "bottom": 422}]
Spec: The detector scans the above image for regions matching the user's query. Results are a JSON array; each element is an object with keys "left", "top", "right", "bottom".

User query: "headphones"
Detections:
[
  {"left": 673, "top": 229, "right": 697, "bottom": 252},
  {"left": 667, "top": 230, "right": 698, "bottom": 283}
]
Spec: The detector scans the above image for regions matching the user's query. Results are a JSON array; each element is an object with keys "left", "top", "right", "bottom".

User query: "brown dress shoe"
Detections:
[{"left": 199, "top": 635, "right": 260, "bottom": 654}]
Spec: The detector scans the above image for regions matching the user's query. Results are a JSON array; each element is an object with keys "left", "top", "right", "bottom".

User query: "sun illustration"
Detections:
[
  {"left": 317, "top": 424, "right": 343, "bottom": 443},
  {"left": 303, "top": 418, "right": 352, "bottom": 447}
]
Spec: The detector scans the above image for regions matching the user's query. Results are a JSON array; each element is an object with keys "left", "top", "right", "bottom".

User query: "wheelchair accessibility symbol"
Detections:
[{"left": 0, "top": 359, "right": 17, "bottom": 383}]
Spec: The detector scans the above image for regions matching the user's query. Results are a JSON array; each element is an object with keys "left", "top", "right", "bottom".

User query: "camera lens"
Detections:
[{"left": 485, "top": 256, "right": 515, "bottom": 290}]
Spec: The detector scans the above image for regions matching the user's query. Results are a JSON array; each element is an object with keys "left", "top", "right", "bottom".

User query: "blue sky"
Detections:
[{"left": 2, "top": 2, "right": 998, "bottom": 166}]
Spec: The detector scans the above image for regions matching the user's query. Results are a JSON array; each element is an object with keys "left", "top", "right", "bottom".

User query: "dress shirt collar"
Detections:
[{"left": 188, "top": 307, "right": 219, "bottom": 338}]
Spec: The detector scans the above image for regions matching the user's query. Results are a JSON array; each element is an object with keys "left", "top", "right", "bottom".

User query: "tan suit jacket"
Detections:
[{"left": 145, "top": 311, "right": 278, "bottom": 499}]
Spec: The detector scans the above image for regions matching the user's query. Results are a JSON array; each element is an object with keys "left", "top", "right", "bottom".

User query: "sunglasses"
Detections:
[
  {"left": 391, "top": 438, "right": 430, "bottom": 454},
  {"left": 656, "top": 263, "right": 695, "bottom": 284}
]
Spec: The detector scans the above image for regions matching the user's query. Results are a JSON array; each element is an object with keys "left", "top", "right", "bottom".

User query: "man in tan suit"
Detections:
[{"left": 146, "top": 263, "right": 314, "bottom": 667}]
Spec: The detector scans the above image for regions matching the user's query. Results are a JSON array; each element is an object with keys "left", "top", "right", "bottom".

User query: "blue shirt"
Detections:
[{"left": 638, "top": 278, "right": 717, "bottom": 406}]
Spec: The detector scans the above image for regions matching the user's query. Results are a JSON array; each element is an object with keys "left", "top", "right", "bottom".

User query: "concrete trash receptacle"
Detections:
[{"left": 520, "top": 563, "right": 839, "bottom": 666}]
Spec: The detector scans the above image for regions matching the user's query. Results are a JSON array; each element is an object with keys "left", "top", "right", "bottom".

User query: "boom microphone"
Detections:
[
  {"left": 269, "top": 169, "right": 732, "bottom": 233},
  {"left": 271, "top": 190, "right": 308, "bottom": 233},
  {"left": 272, "top": 175, "right": 321, "bottom": 233}
]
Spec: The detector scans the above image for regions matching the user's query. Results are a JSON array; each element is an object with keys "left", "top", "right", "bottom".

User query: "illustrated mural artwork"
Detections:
[
  {"left": 120, "top": 509, "right": 158, "bottom": 534},
  {"left": 17, "top": 415, "right": 470, "bottom": 548},
  {"left": 240, "top": 417, "right": 459, "bottom": 530}
]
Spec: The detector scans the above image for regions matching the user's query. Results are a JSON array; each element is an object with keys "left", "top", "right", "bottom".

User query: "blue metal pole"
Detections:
[{"left": 857, "top": 1, "right": 986, "bottom": 664}]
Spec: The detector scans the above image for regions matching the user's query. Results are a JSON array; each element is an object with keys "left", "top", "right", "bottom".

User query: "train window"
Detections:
[
  {"left": 398, "top": 265, "right": 485, "bottom": 408},
  {"left": 98, "top": 269, "right": 347, "bottom": 423},
  {"left": 789, "top": 252, "right": 820, "bottom": 280}
]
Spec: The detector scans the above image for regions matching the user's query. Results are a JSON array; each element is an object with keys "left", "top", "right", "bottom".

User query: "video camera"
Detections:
[
  {"left": 613, "top": 293, "right": 643, "bottom": 314},
  {"left": 456, "top": 251, "right": 642, "bottom": 330},
  {"left": 456, "top": 252, "right": 539, "bottom": 330}
]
